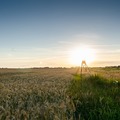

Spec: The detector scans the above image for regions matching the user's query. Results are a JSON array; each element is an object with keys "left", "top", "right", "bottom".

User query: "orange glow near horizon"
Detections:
[{"left": 69, "top": 46, "right": 96, "bottom": 66}]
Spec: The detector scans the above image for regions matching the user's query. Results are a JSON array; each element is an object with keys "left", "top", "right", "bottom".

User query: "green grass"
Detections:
[{"left": 68, "top": 74, "right": 120, "bottom": 120}]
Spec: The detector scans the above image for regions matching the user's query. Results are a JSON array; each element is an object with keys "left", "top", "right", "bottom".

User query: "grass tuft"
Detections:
[{"left": 68, "top": 74, "right": 120, "bottom": 120}]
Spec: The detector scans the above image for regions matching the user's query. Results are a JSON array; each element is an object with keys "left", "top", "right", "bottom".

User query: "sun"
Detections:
[{"left": 69, "top": 46, "right": 95, "bottom": 66}]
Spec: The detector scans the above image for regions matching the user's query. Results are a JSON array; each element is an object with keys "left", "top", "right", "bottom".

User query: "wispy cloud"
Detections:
[
  {"left": 74, "top": 33, "right": 100, "bottom": 40},
  {"left": 58, "top": 33, "right": 101, "bottom": 47},
  {"left": 58, "top": 41, "right": 73, "bottom": 45},
  {"left": 90, "top": 61, "right": 120, "bottom": 67}
]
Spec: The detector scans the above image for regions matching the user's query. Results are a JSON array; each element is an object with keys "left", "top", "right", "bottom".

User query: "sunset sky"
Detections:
[{"left": 0, "top": 0, "right": 120, "bottom": 68}]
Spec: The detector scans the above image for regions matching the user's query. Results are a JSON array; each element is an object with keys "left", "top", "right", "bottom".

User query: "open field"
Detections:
[{"left": 0, "top": 68, "right": 120, "bottom": 120}]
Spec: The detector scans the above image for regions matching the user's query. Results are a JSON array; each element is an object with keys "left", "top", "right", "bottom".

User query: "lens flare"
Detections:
[{"left": 69, "top": 46, "right": 95, "bottom": 65}]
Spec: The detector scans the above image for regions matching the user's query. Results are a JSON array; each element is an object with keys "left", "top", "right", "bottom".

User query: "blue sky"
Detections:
[{"left": 0, "top": 0, "right": 120, "bottom": 67}]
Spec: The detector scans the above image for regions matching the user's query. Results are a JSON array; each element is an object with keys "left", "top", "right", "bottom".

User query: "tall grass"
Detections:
[
  {"left": 0, "top": 68, "right": 119, "bottom": 119},
  {"left": 68, "top": 74, "right": 120, "bottom": 120}
]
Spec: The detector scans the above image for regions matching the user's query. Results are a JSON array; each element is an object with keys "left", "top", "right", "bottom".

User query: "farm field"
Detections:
[
  {"left": 1, "top": 0, "right": 120, "bottom": 120},
  {"left": 0, "top": 67, "right": 120, "bottom": 120}
]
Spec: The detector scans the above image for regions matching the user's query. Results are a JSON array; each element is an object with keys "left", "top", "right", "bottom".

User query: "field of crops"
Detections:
[{"left": 0, "top": 67, "right": 120, "bottom": 120}]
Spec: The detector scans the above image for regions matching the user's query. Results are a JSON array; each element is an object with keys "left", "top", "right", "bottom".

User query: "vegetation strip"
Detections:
[{"left": 68, "top": 74, "right": 120, "bottom": 120}]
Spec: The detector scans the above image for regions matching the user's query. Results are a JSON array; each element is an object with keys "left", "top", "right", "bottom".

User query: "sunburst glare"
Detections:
[{"left": 69, "top": 46, "right": 95, "bottom": 66}]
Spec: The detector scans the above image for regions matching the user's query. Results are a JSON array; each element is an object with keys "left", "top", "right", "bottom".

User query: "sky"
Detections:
[{"left": 0, "top": 0, "right": 120, "bottom": 68}]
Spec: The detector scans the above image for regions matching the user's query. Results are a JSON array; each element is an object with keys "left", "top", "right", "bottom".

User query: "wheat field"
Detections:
[{"left": 0, "top": 67, "right": 120, "bottom": 120}]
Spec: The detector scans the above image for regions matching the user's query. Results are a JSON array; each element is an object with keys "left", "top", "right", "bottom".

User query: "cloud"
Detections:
[
  {"left": 58, "top": 33, "right": 101, "bottom": 47},
  {"left": 74, "top": 33, "right": 100, "bottom": 40},
  {"left": 90, "top": 60, "right": 120, "bottom": 67},
  {"left": 58, "top": 41, "right": 73, "bottom": 45}
]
